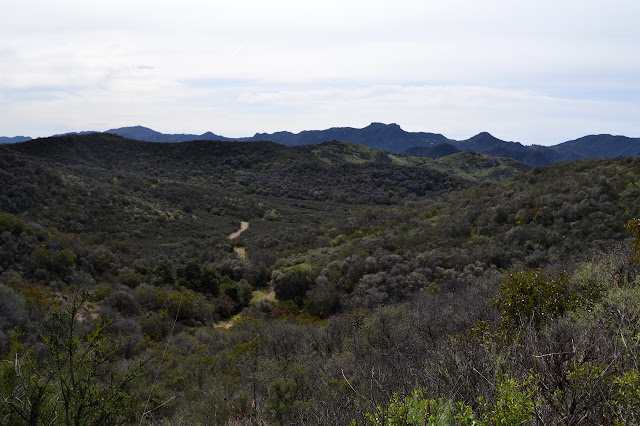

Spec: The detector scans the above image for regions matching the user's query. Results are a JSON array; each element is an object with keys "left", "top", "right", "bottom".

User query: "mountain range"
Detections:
[{"left": 2, "top": 123, "right": 639, "bottom": 165}]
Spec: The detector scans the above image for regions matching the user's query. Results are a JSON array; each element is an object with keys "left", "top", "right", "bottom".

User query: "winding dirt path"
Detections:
[
  {"left": 215, "top": 220, "right": 261, "bottom": 329},
  {"left": 228, "top": 221, "right": 249, "bottom": 240}
]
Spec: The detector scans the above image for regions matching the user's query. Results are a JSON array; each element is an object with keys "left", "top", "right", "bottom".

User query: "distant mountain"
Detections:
[
  {"left": 446, "top": 132, "right": 560, "bottom": 166},
  {"left": 105, "top": 125, "right": 236, "bottom": 143},
  {"left": 104, "top": 122, "right": 449, "bottom": 153},
  {"left": 2, "top": 123, "right": 639, "bottom": 165},
  {"left": 252, "top": 122, "right": 449, "bottom": 152},
  {"left": 52, "top": 131, "right": 99, "bottom": 137},
  {"left": 103, "top": 124, "right": 638, "bottom": 165},
  {"left": 401, "top": 143, "right": 461, "bottom": 159},
  {"left": 436, "top": 131, "right": 640, "bottom": 166},
  {"left": 0, "top": 136, "right": 31, "bottom": 144},
  {"left": 453, "top": 132, "right": 527, "bottom": 153},
  {"left": 552, "top": 134, "right": 640, "bottom": 160}
]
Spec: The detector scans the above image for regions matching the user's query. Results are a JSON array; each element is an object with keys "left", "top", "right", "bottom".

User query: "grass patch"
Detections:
[
  {"left": 250, "top": 287, "right": 276, "bottom": 304},
  {"left": 234, "top": 247, "right": 246, "bottom": 259}
]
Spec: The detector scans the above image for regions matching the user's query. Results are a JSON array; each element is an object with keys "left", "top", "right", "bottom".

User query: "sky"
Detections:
[{"left": 1, "top": 0, "right": 639, "bottom": 145}]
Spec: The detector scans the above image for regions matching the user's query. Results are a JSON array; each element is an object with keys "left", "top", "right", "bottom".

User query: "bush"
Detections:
[
  {"left": 272, "top": 266, "right": 317, "bottom": 306},
  {"left": 493, "top": 269, "right": 577, "bottom": 331},
  {"left": 362, "top": 390, "right": 477, "bottom": 426}
]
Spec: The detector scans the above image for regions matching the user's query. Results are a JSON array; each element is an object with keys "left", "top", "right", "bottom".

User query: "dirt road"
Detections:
[{"left": 228, "top": 221, "right": 249, "bottom": 240}]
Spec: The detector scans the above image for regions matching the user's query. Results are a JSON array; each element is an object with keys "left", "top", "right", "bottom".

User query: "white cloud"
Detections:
[{"left": 231, "top": 84, "right": 640, "bottom": 144}]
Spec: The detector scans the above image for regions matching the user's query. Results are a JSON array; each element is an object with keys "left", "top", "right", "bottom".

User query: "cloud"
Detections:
[
  {"left": 234, "top": 84, "right": 640, "bottom": 144},
  {"left": 1, "top": 1, "right": 639, "bottom": 142}
]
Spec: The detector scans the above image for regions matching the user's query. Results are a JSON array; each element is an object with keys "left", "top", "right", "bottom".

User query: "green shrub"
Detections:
[
  {"left": 361, "top": 390, "right": 477, "bottom": 426},
  {"left": 493, "top": 270, "right": 578, "bottom": 331},
  {"left": 484, "top": 376, "right": 539, "bottom": 425}
]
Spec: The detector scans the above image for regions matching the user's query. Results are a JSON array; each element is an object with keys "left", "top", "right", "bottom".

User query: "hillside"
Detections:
[
  {"left": 400, "top": 142, "right": 461, "bottom": 159},
  {"left": 295, "top": 140, "right": 530, "bottom": 184},
  {"left": 2, "top": 134, "right": 640, "bottom": 424},
  {"left": 8, "top": 133, "right": 468, "bottom": 209},
  {"left": 432, "top": 150, "right": 531, "bottom": 181}
]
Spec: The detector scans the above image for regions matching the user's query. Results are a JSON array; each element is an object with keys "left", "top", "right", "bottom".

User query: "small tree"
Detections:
[
  {"left": 1, "top": 294, "right": 147, "bottom": 425},
  {"left": 493, "top": 269, "right": 576, "bottom": 331},
  {"left": 272, "top": 266, "right": 316, "bottom": 306}
]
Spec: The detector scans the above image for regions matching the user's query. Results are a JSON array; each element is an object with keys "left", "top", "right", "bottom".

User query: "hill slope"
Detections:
[
  {"left": 6, "top": 133, "right": 470, "bottom": 217},
  {"left": 400, "top": 143, "right": 462, "bottom": 159}
]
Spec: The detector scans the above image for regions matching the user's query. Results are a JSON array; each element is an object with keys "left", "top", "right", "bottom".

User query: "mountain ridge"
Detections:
[{"left": 2, "top": 123, "right": 639, "bottom": 165}]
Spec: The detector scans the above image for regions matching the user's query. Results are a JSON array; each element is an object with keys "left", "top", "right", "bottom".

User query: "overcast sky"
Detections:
[{"left": 2, "top": 0, "right": 639, "bottom": 145}]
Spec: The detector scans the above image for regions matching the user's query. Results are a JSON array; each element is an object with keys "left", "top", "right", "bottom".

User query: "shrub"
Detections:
[
  {"left": 362, "top": 390, "right": 477, "bottom": 426},
  {"left": 493, "top": 269, "right": 577, "bottom": 331}
]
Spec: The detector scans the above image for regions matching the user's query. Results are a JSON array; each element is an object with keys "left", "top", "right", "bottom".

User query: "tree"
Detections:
[
  {"left": 1, "top": 294, "right": 147, "bottom": 425},
  {"left": 272, "top": 266, "right": 317, "bottom": 306}
]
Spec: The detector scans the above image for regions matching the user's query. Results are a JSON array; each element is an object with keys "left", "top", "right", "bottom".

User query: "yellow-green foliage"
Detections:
[
  {"left": 0, "top": 297, "right": 145, "bottom": 425},
  {"left": 612, "top": 369, "right": 640, "bottom": 423},
  {"left": 485, "top": 376, "right": 540, "bottom": 425},
  {"left": 30, "top": 244, "right": 75, "bottom": 278},
  {"left": 363, "top": 377, "right": 540, "bottom": 426},
  {"left": 362, "top": 391, "right": 477, "bottom": 426}
]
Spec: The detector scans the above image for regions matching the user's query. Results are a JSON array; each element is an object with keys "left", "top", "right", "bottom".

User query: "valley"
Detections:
[{"left": 1, "top": 133, "right": 640, "bottom": 424}]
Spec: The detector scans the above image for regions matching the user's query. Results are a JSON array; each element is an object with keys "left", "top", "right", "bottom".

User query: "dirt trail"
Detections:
[
  {"left": 215, "top": 220, "right": 261, "bottom": 329},
  {"left": 214, "top": 288, "right": 275, "bottom": 329},
  {"left": 228, "top": 221, "right": 249, "bottom": 240}
]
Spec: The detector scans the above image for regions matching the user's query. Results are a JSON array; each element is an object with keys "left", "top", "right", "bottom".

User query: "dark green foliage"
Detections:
[
  {"left": 272, "top": 266, "right": 317, "bottom": 306},
  {"left": 175, "top": 260, "right": 230, "bottom": 296},
  {"left": 220, "top": 279, "right": 253, "bottom": 310},
  {"left": 3, "top": 134, "right": 640, "bottom": 424},
  {"left": 153, "top": 258, "right": 175, "bottom": 286}
]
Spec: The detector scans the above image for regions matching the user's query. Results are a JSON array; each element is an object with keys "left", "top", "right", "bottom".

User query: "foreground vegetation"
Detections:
[{"left": 1, "top": 134, "right": 640, "bottom": 424}]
